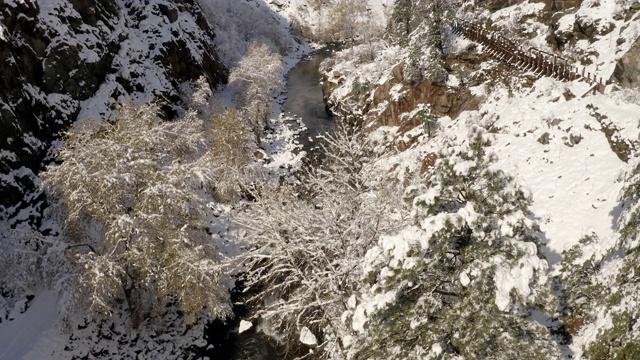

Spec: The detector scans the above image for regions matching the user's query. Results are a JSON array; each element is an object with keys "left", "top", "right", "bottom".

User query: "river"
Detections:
[
  {"left": 200, "top": 48, "right": 337, "bottom": 360},
  {"left": 282, "top": 48, "right": 336, "bottom": 152}
]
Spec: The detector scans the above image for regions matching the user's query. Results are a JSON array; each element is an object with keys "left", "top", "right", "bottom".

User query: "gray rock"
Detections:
[
  {"left": 612, "top": 36, "right": 640, "bottom": 88},
  {"left": 537, "top": 132, "right": 551, "bottom": 145}
]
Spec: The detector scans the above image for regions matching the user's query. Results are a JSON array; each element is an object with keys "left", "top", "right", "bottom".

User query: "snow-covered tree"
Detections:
[
  {"left": 207, "top": 107, "right": 255, "bottom": 202},
  {"left": 393, "top": 0, "right": 453, "bottom": 84},
  {"left": 554, "top": 233, "right": 606, "bottom": 339},
  {"left": 345, "top": 126, "right": 560, "bottom": 359},
  {"left": 581, "top": 164, "right": 640, "bottom": 359},
  {"left": 41, "top": 102, "right": 239, "bottom": 325},
  {"left": 0, "top": 216, "right": 67, "bottom": 322},
  {"left": 229, "top": 41, "right": 284, "bottom": 141},
  {"left": 323, "top": 0, "right": 369, "bottom": 43},
  {"left": 197, "top": 0, "right": 292, "bottom": 67},
  {"left": 235, "top": 121, "right": 408, "bottom": 359},
  {"left": 180, "top": 76, "right": 213, "bottom": 118},
  {"left": 386, "top": 0, "right": 417, "bottom": 47}
]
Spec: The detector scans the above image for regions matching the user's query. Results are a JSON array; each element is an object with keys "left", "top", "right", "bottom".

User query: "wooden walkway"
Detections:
[{"left": 451, "top": 18, "right": 606, "bottom": 95}]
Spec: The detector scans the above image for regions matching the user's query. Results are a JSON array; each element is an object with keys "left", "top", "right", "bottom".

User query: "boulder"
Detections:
[{"left": 612, "top": 35, "right": 640, "bottom": 88}]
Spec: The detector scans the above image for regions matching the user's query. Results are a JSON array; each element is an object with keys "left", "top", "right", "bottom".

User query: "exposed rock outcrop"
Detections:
[
  {"left": 612, "top": 35, "right": 640, "bottom": 88},
  {"left": 322, "top": 58, "right": 482, "bottom": 135},
  {"left": 0, "top": 0, "right": 227, "bottom": 215}
]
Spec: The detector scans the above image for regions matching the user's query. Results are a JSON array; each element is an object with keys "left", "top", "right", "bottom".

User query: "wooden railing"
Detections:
[{"left": 451, "top": 18, "right": 606, "bottom": 95}]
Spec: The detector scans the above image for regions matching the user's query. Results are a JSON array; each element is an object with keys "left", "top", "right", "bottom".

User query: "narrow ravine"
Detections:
[{"left": 202, "top": 47, "right": 339, "bottom": 360}]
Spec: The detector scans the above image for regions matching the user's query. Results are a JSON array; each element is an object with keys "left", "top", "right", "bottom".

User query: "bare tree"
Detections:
[
  {"left": 229, "top": 42, "right": 284, "bottom": 141},
  {"left": 42, "top": 101, "right": 242, "bottom": 326},
  {"left": 234, "top": 121, "right": 409, "bottom": 359}
]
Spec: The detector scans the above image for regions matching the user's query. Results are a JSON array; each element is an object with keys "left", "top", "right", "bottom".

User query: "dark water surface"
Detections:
[{"left": 282, "top": 48, "right": 335, "bottom": 150}]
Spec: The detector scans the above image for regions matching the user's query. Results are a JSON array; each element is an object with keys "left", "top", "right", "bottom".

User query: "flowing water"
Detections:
[{"left": 282, "top": 48, "right": 335, "bottom": 151}]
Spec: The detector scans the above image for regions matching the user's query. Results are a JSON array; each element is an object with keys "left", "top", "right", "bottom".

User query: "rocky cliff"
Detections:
[{"left": 0, "top": 0, "right": 227, "bottom": 217}]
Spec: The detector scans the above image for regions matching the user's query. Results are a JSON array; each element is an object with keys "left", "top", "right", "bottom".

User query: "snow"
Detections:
[
  {"left": 460, "top": 272, "right": 471, "bottom": 287},
  {"left": 351, "top": 290, "right": 397, "bottom": 333},
  {"left": 319, "top": 1, "right": 640, "bottom": 351},
  {"left": 474, "top": 81, "right": 638, "bottom": 263},
  {"left": 299, "top": 326, "right": 318, "bottom": 346},
  {"left": 493, "top": 241, "right": 548, "bottom": 312},
  {"left": 2, "top": 0, "right": 639, "bottom": 357},
  {"left": 372, "top": 73, "right": 640, "bottom": 272},
  {"left": 0, "top": 24, "right": 7, "bottom": 41},
  {"left": 431, "top": 343, "right": 443, "bottom": 356},
  {"left": 0, "top": 292, "right": 63, "bottom": 360},
  {"left": 238, "top": 320, "right": 253, "bottom": 334},
  {"left": 446, "top": 75, "right": 460, "bottom": 87},
  {"left": 389, "top": 83, "right": 407, "bottom": 101}
]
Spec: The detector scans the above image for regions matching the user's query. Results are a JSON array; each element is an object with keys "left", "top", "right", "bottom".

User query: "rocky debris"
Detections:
[
  {"left": 0, "top": 0, "right": 227, "bottom": 214},
  {"left": 612, "top": 35, "right": 640, "bottom": 88},
  {"left": 574, "top": 14, "right": 615, "bottom": 39},
  {"left": 420, "top": 153, "right": 438, "bottom": 174},
  {"left": 613, "top": 0, "right": 640, "bottom": 21},
  {"left": 537, "top": 132, "right": 552, "bottom": 145}
]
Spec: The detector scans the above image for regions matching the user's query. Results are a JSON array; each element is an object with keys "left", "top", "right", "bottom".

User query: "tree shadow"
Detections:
[{"left": 609, "top": 199, "right": 627, "bottom": 233}]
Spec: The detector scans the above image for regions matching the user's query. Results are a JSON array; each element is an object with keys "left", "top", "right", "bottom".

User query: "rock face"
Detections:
[
  {"left": 0, "top": 0, "right": 227, "bottom": 215},
  {"left": 612, "top": 35, "right": 640, "bottom": 88},
  {"left": 323, "top": 61, "right": 481, "bottom": 133}
]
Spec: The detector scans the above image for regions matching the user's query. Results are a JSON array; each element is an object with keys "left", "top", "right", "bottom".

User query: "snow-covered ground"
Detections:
[
  {"left": 376, "top": 77, "right": 640, "bottom": 265},
  {"left": 0, "top": 292, "right": 62, "bottom": 360}
]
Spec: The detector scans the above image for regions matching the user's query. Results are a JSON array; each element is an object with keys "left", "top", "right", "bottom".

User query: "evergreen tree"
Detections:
[
  {"left": 554, "top": 233, "right": 606, "bottom": 340},
  {"left": 386, "top": 0, "right": 415, "bottom": 47},
  {"left": 345, "top": 126, "right": 560, "bottom": 359},
  {"left": 581, "top": 164, "right": 640, "bottom": 359},
  {"left": 394, "top": 0, "right": 452, "bottom": 84}
]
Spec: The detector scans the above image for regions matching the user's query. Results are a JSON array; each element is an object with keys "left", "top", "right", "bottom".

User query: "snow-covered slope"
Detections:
[
  {"left": 0, "top": 0, "right": 226, "bottom": 217},
  {"left": 319, "top": 0, "right": 640, "bottom": 357}
]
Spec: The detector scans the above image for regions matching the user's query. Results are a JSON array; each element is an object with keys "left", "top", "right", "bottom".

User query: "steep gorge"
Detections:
[{"left": 0, "top": 0, "right": 227, "bottom": 217}]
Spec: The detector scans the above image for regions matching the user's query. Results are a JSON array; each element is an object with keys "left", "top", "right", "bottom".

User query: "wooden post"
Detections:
[
  {"left": 537, "top": 51, "right": 542, "bottom": 72},
  {"left": 546, "top": 60, "right": 550, "bottom": 76},
  {"left": 529, "top": 50, "right": 534, "bottom": 69}
]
